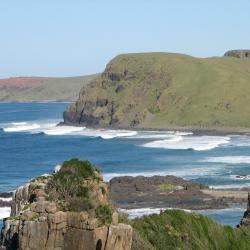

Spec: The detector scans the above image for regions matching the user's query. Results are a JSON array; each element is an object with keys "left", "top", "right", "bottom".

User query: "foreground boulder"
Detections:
[{"left": 0, "top": 159, "right": 132, "bottom": 250}]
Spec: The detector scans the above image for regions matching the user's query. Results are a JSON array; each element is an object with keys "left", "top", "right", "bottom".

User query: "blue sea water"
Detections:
[{"left": 1, "top": 102, "right": 250, "bottom": 227}]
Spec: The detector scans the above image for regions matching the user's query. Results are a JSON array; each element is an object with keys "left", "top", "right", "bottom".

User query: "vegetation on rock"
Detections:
[
  {"left": 131, "top": 209, "right": 250, "bottom": 250},
  {"left": 47, "top": 159, "right": 111, "bottom": 215},
  {"left": 95, "top": 204, "right": 113, "bottom": 224}
]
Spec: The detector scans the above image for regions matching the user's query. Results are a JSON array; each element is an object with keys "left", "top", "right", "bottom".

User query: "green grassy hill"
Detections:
[
  {"left": 130, "top": 210, "right": 250, "bottom": 250},
  {"left": 0, "top": 74, "right": 98, "bottom": 102},
  {"left": 64, "top": 52, "right": 250, "bottom": 129}
]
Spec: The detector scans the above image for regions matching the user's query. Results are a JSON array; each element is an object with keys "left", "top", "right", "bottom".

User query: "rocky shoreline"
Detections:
[
  {"left": 1, "top": 176, "right": 248, "bottom": 212},
  {"left": 108, "top": 175, "right": 248, "bottom": 210}
]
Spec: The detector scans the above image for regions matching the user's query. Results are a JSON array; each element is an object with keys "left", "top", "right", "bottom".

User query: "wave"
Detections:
[
  {"left": 4, "top": 123, "right": 41, "bottom": 132},
  {"left": 43, "top": 126, "right": 85, "bottom": 135},
  {"left": 0, "top": 197, "right": 12, "bottom": 202},
  {"left": 0, "top": 207, "right": 11, "bottom": 219},
  {"left": 119, "top": 207, "right": 192, "bottom": 219},
  {"left": 201, "top": 156, "right": 250, "bottom": 164},
  {"left": 119, "top": 207, "right": 166, "bottom": 219},
  {"left": 209, "top": 183, "right": 250, "bottom": 189},
  {"left": 142, "top": 135, "right": 231, "bottom": 151},
  {"left": 1, "top": 121, "right": 138, "bottom": 139}
]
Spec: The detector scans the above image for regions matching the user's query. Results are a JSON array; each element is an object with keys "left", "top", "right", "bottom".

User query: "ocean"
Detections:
[{"left": 1, "top": 102, "right": 250, "bottom": 227}]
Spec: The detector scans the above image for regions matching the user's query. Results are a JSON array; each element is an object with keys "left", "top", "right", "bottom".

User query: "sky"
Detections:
[{"left": 1, "top": 0, "right": 250, "bottom": 78}]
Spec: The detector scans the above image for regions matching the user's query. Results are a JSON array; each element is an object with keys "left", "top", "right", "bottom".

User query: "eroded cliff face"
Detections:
[
  {"left": 63, "top": 53, "right": 171, "bottom": 128},
  {"left": 0, "top": 160, "right": 132, "bottom": 250}
]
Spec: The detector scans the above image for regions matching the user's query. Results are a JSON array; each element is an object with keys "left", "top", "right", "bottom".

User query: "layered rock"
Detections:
[
  {"left": 0, "top": 160, "right": 132, "bottom": 250},
  {"left": 224, "top": 50, "right": 250, "bottom": 59}
]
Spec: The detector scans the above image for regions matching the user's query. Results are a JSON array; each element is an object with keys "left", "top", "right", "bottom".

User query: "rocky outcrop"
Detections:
[
  {"left": 63, "top": 53, "right": 171, "bottom": 128},
  {"left": 0, "top": 160, "right": 133, "bottom": 250},
  {"left": 224, "top": 50, "right": 250, "bottom": 59},
  {"left": 108, "top": 175, "right": 231, "bottom": 210}
]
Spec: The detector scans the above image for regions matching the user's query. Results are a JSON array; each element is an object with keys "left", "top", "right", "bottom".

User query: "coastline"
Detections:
[{"left": 60, "top": 121, "right": 250, "bottom": 136}]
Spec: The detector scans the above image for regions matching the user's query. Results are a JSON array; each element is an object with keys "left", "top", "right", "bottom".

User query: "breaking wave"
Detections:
[
  {"left": 119, "top": 207, "right": 191, "bottom": 219},
  {"left": 201, "top": 156, "right": 250, "bottom": 164},
  {"left": 1, "top": 121, "right": 138, "bottom": 139},
  {"left": 0, "top": 197, "right": 12, "bottom": 202},
  {"left": 142, "top": 135, "right": 230, "bottom": 151},
  {"left": 209, "top": 183, "right": 250, "bottom": 189},
  {"left": 0, "top": 207, "right": 11, "bottom": 219}
]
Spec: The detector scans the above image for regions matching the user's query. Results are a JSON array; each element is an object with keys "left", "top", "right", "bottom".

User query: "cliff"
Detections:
[
  {"left": 63, "top": 51, "right": 250, "bottom": 130},
  {"left": 0, "top": 159, "right": 132, "bottom": 250}
]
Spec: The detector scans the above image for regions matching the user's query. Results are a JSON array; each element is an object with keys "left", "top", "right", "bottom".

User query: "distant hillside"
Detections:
[
  {"left": 64, "top": 52, "right": 250, "bottom": 130},
  {"left": 0, "top": 74, "right": 99, "bottom": 102}
]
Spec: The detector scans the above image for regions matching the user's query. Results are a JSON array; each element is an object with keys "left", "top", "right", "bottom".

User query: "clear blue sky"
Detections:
[{"left": 1, "top": 0, "right": 250, "bottom": 78}]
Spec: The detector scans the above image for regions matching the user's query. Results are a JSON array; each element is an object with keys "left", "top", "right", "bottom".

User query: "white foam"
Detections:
[
  {"left": 201, "top": 156, "right": 250, "bottom": 164},
  {"left": 43, "top": 126, "right": 85, "bottom": 135},
  {"left": 210, "top": 183, "right": 250, "bottom": 189},
  {"left": 0, "top": 197, "right": 12, "bottom": 202},
  {"left": 0, "top": 207, "right": 11, "bottom": 219},
  {"left": 119, "top": 207, "right": 192, "bottom": 219},
  {"left": 119, "top": 208, "right": 165, "bottom": 219},
  {"left": 4, "top": 123, "right": 41, "bottom": 132},
  {"left": 142, "top": 135, "right": 230, "bottom": 151},
  {"left": 1, "top": 121, "right": 138, "bottom": 139}
]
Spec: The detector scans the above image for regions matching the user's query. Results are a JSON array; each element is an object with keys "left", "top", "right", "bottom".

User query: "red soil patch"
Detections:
[{"left": 0, "top": 77, "right": 50, "bottom": 87}]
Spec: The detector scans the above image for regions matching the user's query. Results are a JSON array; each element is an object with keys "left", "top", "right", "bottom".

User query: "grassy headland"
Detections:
[{"left": 64, "top": 52, "right": 250, "bottom": 130}]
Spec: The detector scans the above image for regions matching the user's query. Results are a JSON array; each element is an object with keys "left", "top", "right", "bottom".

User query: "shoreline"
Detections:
[{"left": 60, "top": 122, "right": 250, "bottom": 136}]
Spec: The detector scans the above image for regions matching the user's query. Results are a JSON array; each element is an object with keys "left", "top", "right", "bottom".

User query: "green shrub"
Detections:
[
  {"left": 95, "top": 204, "right": 112, "bottom": 225},
  {"left": 61, "top": 159, "right": 95, "bottom": 178},
  {"left": 46, "top": 159, "right": 99, "bottom": 212}
]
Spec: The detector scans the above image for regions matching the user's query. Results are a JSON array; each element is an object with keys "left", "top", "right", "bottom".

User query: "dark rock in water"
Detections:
[
  {"left": 108, "top": 175, "right": 229, "bottom": 210},
  {"left": 224, "top": 50, "right": 250, "bottom": 59},
  {"left": 0, "top": 192, "right": 13, "bottom": 199}
]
